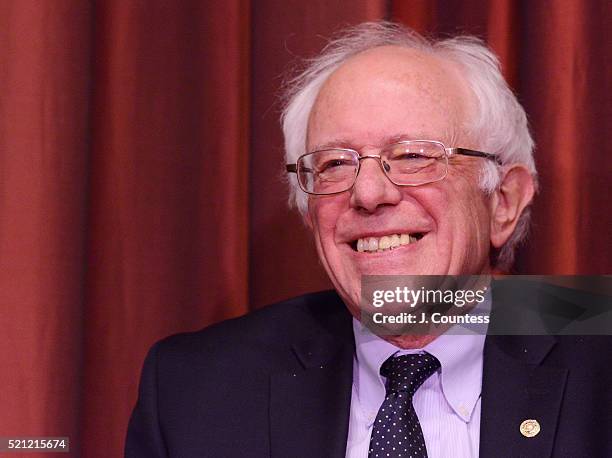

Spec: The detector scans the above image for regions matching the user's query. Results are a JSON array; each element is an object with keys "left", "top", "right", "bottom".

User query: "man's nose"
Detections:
[{"left": 349, "top": 157, "right": 402, "bottom": 213}]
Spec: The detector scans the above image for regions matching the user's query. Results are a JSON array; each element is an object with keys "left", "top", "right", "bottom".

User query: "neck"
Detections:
[{"left": 383, "top": 333, "right": 439, "bottom": 350}]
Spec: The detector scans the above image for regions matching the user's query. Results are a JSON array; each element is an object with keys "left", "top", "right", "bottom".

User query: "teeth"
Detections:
[
  {"left": 390, "top": 234, "right": 400, "bottom": 249},
  {"left": 356, "top": 233, "right": 423, "bottom": 253}
]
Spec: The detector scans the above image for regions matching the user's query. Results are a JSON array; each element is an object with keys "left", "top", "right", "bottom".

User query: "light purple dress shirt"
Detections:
[{"left": 346, "top": 319, "right": 486, "bottom": 458}]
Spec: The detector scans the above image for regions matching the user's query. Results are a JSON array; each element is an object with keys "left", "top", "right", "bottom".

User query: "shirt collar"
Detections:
[{"left": 353, "top": 310, "right": 487, "bottom": 423}]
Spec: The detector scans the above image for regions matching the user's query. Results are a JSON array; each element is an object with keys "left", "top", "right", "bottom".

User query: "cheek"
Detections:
[
  {"left": 455, "top": 178, "right": 490, "bottom": 236},
  {"left": 445, "top": 177, "right": 492, "bottom": 262},
  {"left": 415, "top": 174, "right": 490, "bottom": 245},
  {"left": 308, "top": 196, "right": 348, "bottom": 244}
]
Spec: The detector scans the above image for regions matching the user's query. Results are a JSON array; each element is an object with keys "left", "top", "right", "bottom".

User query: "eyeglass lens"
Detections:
[{"left": 297, "top": 141, "right": 448, "bottom": 194}]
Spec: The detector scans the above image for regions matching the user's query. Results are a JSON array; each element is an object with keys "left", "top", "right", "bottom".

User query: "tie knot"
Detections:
[{"left": 381, "top": 353, "right": 440, "bottom": 396}]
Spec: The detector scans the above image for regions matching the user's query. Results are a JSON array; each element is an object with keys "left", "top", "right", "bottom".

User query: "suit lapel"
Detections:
[
  {"left": 479, "top": 335, "right": 568, "bottom": 458},
  {"left": 270, "top": 332, "right": 354, "bottom": 458}
]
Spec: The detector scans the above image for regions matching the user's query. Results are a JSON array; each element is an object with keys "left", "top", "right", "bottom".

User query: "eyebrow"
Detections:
[{"left": 310, "top": 133, "right": 444, "bottom": 152}]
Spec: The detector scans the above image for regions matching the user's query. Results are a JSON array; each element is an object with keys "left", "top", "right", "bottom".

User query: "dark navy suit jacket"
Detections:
[{"left": 125, "top": 289, "right": 612, "bottom": 457}]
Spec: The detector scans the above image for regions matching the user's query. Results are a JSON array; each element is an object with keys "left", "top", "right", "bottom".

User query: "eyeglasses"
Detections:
[{"left": 286, "top": 140, "right": 500, "bottom": 195}]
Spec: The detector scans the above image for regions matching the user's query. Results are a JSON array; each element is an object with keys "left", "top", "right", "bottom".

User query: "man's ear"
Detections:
[{"left": 489, "top": 165, "right": 535, "bottom": 248}]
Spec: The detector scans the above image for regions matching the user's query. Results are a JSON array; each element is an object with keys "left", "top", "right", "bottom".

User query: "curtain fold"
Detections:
[
  {"left": 0, "top": 0, "right": 91, "bottom": 450},
  {"left": 513, "top": 0, "right": 611, "bottom": 274},
  {"left": 82, "top": 1, "right": 250, "bottom": 456}
]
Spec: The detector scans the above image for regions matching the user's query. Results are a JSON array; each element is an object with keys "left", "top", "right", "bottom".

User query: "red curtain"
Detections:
[{"left": 0, "top": 1, "right": 609, "bottom": 456}]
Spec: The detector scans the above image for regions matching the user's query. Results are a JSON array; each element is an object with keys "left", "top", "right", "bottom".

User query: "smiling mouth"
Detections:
[{"left": 351, "top": 232, "right": 426, "bottom": 253}]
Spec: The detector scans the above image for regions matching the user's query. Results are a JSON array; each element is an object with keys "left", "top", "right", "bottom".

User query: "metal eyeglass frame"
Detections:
[{"left": 285, "top": 139, "right": 501, "bottom": 196}]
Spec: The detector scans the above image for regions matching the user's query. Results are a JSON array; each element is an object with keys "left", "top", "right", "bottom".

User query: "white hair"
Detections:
[{"left": 281, "top": 21, "right": 537, "bottom": 270}]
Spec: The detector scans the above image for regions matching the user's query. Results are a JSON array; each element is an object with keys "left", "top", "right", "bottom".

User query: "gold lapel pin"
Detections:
[{"left": 520, "top": 419, "right": 541, "bottom": 438}]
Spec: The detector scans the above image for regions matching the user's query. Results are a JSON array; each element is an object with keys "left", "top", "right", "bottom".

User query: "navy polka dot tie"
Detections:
[{"left": 368, "top": 353, "right": 440, "bottom": 458}]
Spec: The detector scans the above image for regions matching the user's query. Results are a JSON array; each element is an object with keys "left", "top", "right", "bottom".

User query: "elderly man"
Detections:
[{"left": 126, "top": 22, "right": 610, "bottom": 458}]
